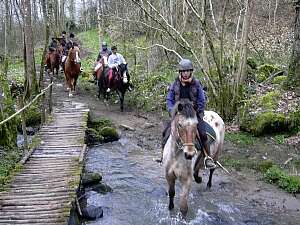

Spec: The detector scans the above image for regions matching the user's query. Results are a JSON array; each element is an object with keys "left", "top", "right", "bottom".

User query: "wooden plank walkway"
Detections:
[{"left": 0, "top": 100, "right": 89, "bottom": 225}]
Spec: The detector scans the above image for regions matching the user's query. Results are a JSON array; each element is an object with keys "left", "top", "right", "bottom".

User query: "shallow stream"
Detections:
[{"left": 84, "top": 135, "right": 299, "bottom": 225}]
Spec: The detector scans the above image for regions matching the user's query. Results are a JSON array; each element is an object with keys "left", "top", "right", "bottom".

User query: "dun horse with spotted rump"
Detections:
[{"left": 163, "top": 99, "right": 225, "bottom": 216}]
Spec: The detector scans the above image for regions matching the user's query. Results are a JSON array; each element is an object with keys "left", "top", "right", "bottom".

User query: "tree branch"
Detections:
[{"left": 135, "top": 44, "right": 183, "bottom": 59}]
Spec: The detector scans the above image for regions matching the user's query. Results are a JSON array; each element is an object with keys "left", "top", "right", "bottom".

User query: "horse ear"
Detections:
[{"left": 178, "top": 103, "right": 183, "bottom": 112}]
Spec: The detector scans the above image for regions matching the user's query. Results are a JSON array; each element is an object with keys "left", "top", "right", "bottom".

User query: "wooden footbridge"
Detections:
[{"left": 0, "top": 95, "right": 89, "bottom": 224}]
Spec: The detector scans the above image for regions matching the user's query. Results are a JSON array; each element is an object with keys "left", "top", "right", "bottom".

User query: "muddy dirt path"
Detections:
[{"left": 51, "top": 67, "right": 300, "bottom": 224}]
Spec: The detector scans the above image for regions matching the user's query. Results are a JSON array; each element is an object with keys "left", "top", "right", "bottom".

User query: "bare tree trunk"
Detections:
[
  {"left": 273, "top": 0, "right": 278, "bottom": 26},
  {"left": 236, "top": 0, "right": 251, "bottom": 87},
  {"left": 69, "top": 0, "right": 75, "bottom": 22},
  {"left": 288, "top": 0, "right": 300, "bottom": 94},
  {"left": 39, "top": 0, "right": 50, "bottom": 87},
  {"left": 60, "top": 0, "right": 65, "bottom": 31},
  {"left": 82, "top": 0, "right": 87, "bottom": 31},
  {"left": 4, "top": 0, "right": 10, "bottom": 57},
  {"left": 23, "top": 0, "right": 38, "bottom": 98},
  {"left": 97, "top": 0, "right": 103, "bottom": 45}
]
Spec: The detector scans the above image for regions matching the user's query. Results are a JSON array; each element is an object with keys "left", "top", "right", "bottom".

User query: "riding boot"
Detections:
[{"left": 203, "top": 142, "right": 216, "bottom": 169}]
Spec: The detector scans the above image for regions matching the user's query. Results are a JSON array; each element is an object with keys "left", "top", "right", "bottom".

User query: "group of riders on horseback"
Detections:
[{"left": 44, "top": 31, "right": 216, "bottom": 169}]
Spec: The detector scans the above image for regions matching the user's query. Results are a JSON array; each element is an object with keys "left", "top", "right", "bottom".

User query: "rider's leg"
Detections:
[
  {"left": 156, "top": 120, "right": 171, "bottom": 163},
  {"left": 197, "top": 115, "right": 216, "bottom": 169},
  {"left": 106, "top": 69, "right": 114, "bottom": 92}
]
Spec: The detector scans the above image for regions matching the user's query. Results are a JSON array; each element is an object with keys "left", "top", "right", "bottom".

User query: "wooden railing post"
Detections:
[
  {"left": 17, "top": 96, "right": 28, "bottom": 153},
  {"left": 49, "top": 75, "right": 53, "bottom": 113}
]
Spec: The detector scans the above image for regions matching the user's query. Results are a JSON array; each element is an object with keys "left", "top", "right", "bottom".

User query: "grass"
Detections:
[
  {"left": 264, "top": 165, "right": 300, "bottom": 193},
  {"left": 0, "top": 148, "right": 23, "bottom": 191},
  {"left": 221, "top": 154, "right": 300, "bottom": 194},
  {"left": 225, "top": 131, "right": 259, "bottom": 146}
]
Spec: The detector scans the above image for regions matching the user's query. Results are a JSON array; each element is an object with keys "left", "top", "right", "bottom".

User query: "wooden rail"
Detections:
[{"left": 0, "top": 82, "right": 53, "bottom": 126}]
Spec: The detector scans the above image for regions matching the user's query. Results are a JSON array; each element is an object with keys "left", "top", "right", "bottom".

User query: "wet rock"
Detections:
[
  {"left": 81, "top": 205, "right": 103, "bottom": 220},
  {"left": 26, "top": 127, "right": 36, "bottom": 135},
  {"left": 100, "top": 127, "right": 119, "bottom": 142},
  {"left": 85, "top": 128, "right": 104, "bottom": 145},
  {"left": 82, "top": 172, "right": 102, "bottom": 186},
  {"left": 142, "top": 122, "right": 155, "bottom": 129},
  {"left": 91, "top": 183, "right": 113, "bottom": 194}
]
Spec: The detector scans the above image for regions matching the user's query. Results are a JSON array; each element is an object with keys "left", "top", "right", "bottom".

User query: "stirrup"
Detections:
[{"left": 204, "top": 156, "right": 216, "bottom": 169}]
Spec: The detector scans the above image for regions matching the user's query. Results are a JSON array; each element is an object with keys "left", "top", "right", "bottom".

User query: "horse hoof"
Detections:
[
  {"left": 168, "top": 202, "right": 174, "bottom": 210},
  {"left": 193, "top": 173, "right": 202, "bottom": 184}
]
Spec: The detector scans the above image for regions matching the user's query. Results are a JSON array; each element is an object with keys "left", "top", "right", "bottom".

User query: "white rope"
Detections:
[{"left": 0, "top": 82, "right": 53, "bottom": 126}]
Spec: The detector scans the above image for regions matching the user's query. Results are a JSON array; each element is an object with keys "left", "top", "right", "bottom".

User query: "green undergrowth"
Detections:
[
  {"left": 264, "top": 165, "right": 300, "bottom": 193},
  {"left": 0, "top": 148, "right": 23, "bottom": 191},
  {"left": 221, "top": 155, "right": 300, "bottom": 194},
  {"left": 225, "top": 132, "right": 259, "bottom": 146},
  {"left": 127, "top": 64, "right": 175, "bottom": 112}
]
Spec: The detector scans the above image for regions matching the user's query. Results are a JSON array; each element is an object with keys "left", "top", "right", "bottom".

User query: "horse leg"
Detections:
[
  {"left": 166, "top": 172, "right": 176, "bottom": 211},
  {"left": 117, "top": 90, "right": 124, "bottom": 111},
  {"left": 179, "top": 177, "right": 191, "bottom": 216},
  {"left": 68, "top": 78, "right": 73, "bottom": 97},
  {"left": 207, "top": 168, "right": 215, "bottom": 189},
  {"left": 193, "top": 151, "right": 204, "bottom": 184}
]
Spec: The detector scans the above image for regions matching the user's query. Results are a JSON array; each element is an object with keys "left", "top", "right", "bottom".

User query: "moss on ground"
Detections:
[
  {"left": 256, "top": 64, "right": 280, "bottom": 82},
  {"left": 0, "top": 148, "right": 23, "bottom": 191}
]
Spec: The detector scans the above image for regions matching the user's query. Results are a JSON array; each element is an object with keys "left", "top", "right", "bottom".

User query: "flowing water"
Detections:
[{"left": 85, "top": 136, "right": 300, "bottom": 225}]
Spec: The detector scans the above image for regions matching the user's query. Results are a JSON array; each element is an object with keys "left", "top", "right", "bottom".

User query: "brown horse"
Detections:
[
  {"left": 64, "top": 46, "right": 81, "bottom": 97},
  {"left": 45, "top": 48, "right": 61, "bottom": 77},
  {"left": 97, "top": 63, "right": 132, "bottom": 111},
  {"left": 95, "top": 55, "right": 108, "bottom": 82}
]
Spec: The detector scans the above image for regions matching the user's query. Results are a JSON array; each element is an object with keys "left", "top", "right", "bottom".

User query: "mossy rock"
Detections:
[
  {"left": 256, "top": 64, "right": 280, "bottom": 83},
  {"left": 258, "top": 91, "right": 280, "bottom": 110},
  {"left": 241, "top": 111, "right": 287, "bottom": 136},
  {"left": 85, "top": 128, "right": 104, "bottom": 144},
  {"left": 272, "top": 75, "right": 287, "bottom": 85},
  {"left": 239, "top": 90, "right": 291, "bottom": 136},
  {"left": 247, "top": 57, "right": 258, "bottom": 70},
  {"left": 82, "top": 172, "right": 102, "bottom": 186},
  {"left": 91, "top": 183, "right": 113, "bottom": 194},
  {"left": 99, "top": 127, "right": 119, "bottom": 142},
  {"left": 88, "top": 118, "right": 113, "bottom": 131}
]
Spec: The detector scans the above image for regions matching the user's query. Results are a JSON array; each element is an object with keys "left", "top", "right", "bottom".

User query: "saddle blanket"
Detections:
[{"left": 94, "top": 62, "right": 102, "bottom": 72}]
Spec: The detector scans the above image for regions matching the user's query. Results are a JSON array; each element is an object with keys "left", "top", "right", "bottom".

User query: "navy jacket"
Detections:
[{"left": 166, "top": 77, "right": 206, "bottom": 114}]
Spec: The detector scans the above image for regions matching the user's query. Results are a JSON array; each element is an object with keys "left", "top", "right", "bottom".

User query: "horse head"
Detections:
[
  {"left": 171, "top": 99, "right": 198, "bottom": 160},
  {"left": 118, "top": 63, "right": 129, "bottom": 84},
  {"left": 68, "top": 46, "right": 81, "bottom": 64}
]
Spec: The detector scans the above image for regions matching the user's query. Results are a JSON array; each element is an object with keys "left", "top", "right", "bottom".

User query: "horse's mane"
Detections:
[
  {"left": 171, "top": 99, "right": 196, "bottom": 119},
  {"left": 118, "top": 63, "right": 127, "bottom": 72}
]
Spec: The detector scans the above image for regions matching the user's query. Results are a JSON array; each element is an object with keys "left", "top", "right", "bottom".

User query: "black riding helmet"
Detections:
[{"left": 69, "top": 33, "right": 75, "bottom": 38}]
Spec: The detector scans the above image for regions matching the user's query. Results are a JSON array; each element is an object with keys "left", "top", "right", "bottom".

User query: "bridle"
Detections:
[{"left": 172, "top": 114, "right": 197, "bottom": 154}]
